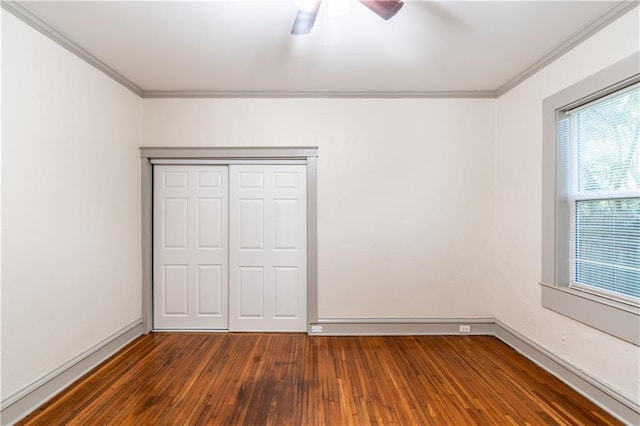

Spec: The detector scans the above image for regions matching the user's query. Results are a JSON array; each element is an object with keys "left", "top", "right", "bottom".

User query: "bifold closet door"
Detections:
[
  {"left": 229, "top": 165, "right": 307, "bottom": 332},
  {"left": 153, "top": 166, "right": 228, "bottom": 330}
]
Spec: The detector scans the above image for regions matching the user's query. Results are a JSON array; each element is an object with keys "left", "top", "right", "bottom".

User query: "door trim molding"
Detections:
[
  {"left": 140, "top": 146, "right": 317, "bottom": 159},
  {"left": 139, "top": 147, "right": 319, "bottom": 333}
]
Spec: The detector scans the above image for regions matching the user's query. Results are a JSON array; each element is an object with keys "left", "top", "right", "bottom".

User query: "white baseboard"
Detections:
[
  {"left": 1, "top": 319, "right": 144, "bottom": 426},
  {"left": 312, "top": 317, "right": 640, "bottom": 425},
  {"left": 313, "top": 317, "right": 495, "bottom": 335}
]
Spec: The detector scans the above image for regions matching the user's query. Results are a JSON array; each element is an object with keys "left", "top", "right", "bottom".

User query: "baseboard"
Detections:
[
  {"left": 153, "top": 329, "right": 229, "bottom": 333},
  {"left": 492, "top": 320, "right": 639, "bottom": 426},
  {"left": 312, "top": 317, "right": 495, "bottom": 335},
  {"left": 1, "top": 319, "right": 144, "bottom": 426}
]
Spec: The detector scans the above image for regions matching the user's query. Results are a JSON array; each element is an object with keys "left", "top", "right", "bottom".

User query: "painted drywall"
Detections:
[
  {"left": 0, "top": 7, "right": 4, "bottom": 402},
  {"left": 143, "top": 98, "right": 496, "bottom": 319},
  {"left": 494, "top": 8, "right": 640, "bottom": 403},
  {"left": 1, "top": 12, "right": 142, "bottom": 399}
]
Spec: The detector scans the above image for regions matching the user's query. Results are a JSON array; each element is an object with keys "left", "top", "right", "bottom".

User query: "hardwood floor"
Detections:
[{"left": 19, "top": 334, "right": 619, "bottom": 425}]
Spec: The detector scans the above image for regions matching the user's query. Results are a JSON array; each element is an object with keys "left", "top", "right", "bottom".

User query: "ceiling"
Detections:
[{"left": 10, "top": 1, "right": 634, "bottom": 96}]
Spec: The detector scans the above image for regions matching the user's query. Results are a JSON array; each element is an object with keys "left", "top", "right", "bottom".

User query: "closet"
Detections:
[{"left": 153, "top": 164, "right": 307, "bottom": 332}]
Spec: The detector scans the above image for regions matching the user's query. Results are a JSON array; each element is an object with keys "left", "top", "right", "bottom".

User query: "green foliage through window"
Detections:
[{"left": 570, "top": 85, "right": 640, "bottom": 301}]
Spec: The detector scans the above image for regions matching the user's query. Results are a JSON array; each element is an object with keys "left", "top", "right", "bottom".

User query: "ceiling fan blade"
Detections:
[
  {"left": 291, "top": 1, "right": 322, "bottom": 35},
  {"left": 359, "top": 0, "right": 404, "bottom": 20}
]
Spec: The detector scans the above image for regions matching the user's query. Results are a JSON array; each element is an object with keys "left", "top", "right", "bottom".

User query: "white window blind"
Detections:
[{"left": 564, "top": 84, "right": 640, "bottom": 303}]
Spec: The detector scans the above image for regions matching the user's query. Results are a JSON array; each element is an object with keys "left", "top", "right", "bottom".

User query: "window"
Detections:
[
  {"left": 563, "top": 85, "right": 640, "bottom": 303},
  {"left": 541, "top": 52, "right": 640, "bottom": 346}
]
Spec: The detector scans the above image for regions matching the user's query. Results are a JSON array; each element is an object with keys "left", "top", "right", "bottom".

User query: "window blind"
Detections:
[{"left": 567, "top": 84, "right": 640, "bottom": 302}]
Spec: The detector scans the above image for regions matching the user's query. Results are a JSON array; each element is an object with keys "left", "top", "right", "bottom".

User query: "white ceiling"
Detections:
[{"left": 15, "top": 1, "right": 630, "bottom": 95}]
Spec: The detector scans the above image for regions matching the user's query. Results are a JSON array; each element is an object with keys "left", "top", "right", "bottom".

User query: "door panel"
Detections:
[
  {"left": 164, "top": 265, "right": 188, "bottom": 314},
  {"left": 239, "top": 266, "right": 264, "bottom": 317},
  {"left": 274, "top": 267, "right": 298, "bottom": 317},
  {"left": 274, "top": 200, "right": 299, "bottom": 249},
  {"left": 197, "top": 265, "right": 223, "bottom": 314},
  {"left": 239, "top": 199, "right": 264, "bottom": 249},
  {"left": 197, "top": 198, "right": 222, "bottom": 248},
  {"left": 154, "top": 165, "right": 228, "bottom": 330},
  {"left": 163, "top": 198, "right": 188, "bottom": 248},
  {"left": 229, "top": 165, "right": 307, "bottom": 331}
]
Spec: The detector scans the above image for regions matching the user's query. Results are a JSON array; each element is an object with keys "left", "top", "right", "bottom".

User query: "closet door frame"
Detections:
[{"left": 140, "top": 147, "right": 318, "bottom": 334}]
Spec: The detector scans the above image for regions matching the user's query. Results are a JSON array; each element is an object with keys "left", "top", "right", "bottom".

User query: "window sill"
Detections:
[{"left": 540, "top": 282, "right": 639, "bottom": 346}]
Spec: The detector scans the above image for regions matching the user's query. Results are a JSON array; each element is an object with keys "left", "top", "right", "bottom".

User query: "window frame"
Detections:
[
  {"left": 567, "top": 83, "right": 640, "bottom": 304},
  {"left": 541, "top": 52, "right": 640, "bottom": 346}
]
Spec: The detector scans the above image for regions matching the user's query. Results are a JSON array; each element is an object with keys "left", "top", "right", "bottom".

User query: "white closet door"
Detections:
[
  {"left": 229, "top": 165, "right": 307, "bottom": 331},
  {"left": 153, "top": 165, "right": 228, "bottom": 330}
]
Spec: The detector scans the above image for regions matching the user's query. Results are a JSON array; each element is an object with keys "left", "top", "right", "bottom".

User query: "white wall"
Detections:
[
  {"left": 1, "top": 12, "right": 142, "bottom": 398},
  {"left": 494, "top": 8, "right": 640, "bottom": 403},
  {"left": 143, "top": 98, "right": 496, "bottom": 319},
  {"left": 0, "top": 7, "right": 4, "bottom": 401}
]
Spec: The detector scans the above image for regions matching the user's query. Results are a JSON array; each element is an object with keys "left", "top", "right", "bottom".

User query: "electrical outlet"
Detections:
[
  {"left": 311, "top": 325, "right": 323, "bottom": 333},
  {"left": 459, "top": 325, "right": 471, "bottom": 333}
]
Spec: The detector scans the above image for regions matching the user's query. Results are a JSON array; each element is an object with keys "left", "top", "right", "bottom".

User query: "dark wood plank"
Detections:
[{"left": 18, "top": 334, "right": 621, "bottom": 425}]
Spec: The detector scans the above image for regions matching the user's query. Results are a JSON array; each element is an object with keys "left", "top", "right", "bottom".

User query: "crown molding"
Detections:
[
  {"left": 141, "top": 90, "right": 496, "bottom": 99},
  {"left": 3, "top": 0, "right": 638, "bottom": 100},
  {"left": 1, "top": 0, "right": 143, "bottom": 96},
  {"left": 495, "top": 0, "right": 640, "bottom": 97}
]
